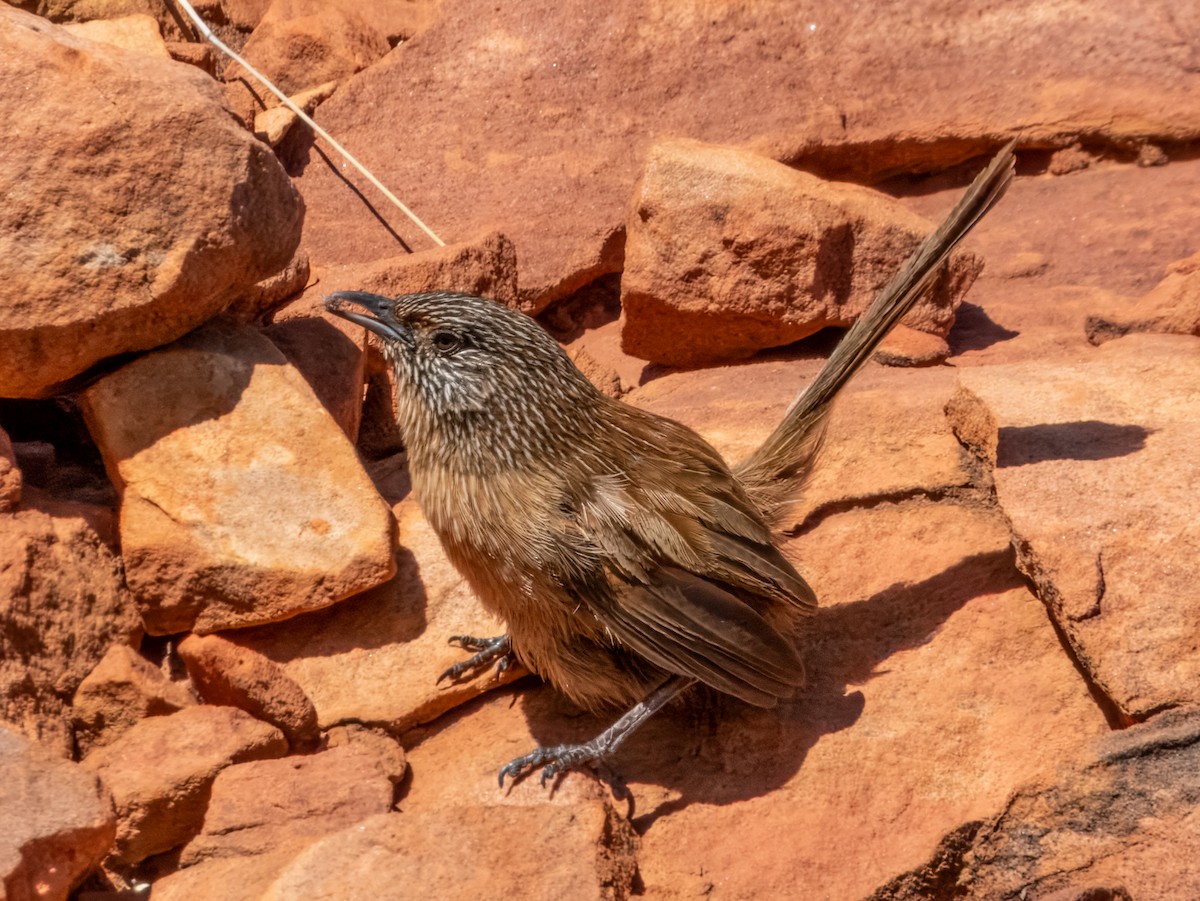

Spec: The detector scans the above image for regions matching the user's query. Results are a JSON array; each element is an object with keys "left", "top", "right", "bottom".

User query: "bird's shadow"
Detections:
[{"left": 512, "top": 546, "right": 1024, "bottom": 830}]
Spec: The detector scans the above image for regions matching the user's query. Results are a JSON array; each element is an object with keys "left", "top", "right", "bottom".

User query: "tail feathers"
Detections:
[{"left": 736, "top": 141, "right": 1017, "bottom": 523}]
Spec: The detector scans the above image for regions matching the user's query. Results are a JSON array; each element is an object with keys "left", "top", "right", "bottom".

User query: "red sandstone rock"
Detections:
[
  {"left": 71, "top": 644, "right": 196, "bottom": 756},
  {"left": 153, "top": 728, "right": 406, "bottom": 900},
  {"left": 618, "top": 502, "right": 1107, "bottom": 899},
  {"left": 252, "top": 80, "right": 340, "bottom": 147},
  {"left": 222, "top": 0, "right": 391, "bottom": 97},
  {"left": 560, "top": 316, "right": 649, "bottom": 397},
  {"left": 0, "top": 499, "right": 139, "bottom": 756},
  {"left": 290, "top": 231, "right": 521, "bottom": 316},
  {"left": 164, "top": 39, "right": 216, "bottom": 76},
  {"left": 323, "top": 722, "right": 408, "bottom": 784},
  {"left": 1086, "top": 249, "right": 1200, "bottom": 345},
  {"left": 220, "top": 0, "right": 272, "bottom": 32},
  {"left": 625, "top": 357, "right": 974, "bottom": 529},
  {"left": 293, "top": 0, "right": 1200, "bottom": 312},
  {"left": 226, "top": 248, "right": 312, "bottom": 323},
  {"left": 621, "top": 139, "right": 981, "bottom": 367},
  {"left": 915, "top": 158, "right": 1200, "bottom": 369},
  {"left": 262, "top": 316, "right": 364, "bottom": 441},
  {"left": 0, "top": 7, "right": 302, "bottom": 398},
  {"left": 872, "top": 707, "right": 1200, "bottom": 900},
  {"left": 354, "top": 356, "right": 407, "bottom": 460},
  {"left": 267, "top": 803, "right": 634, "bottom": 900},
  {"left": 151, "top": 841, "right": 314, "bottom": 901},
  {"left": 874, "top": 323, "right": 952, "bottom": 366},
  {"left": 179, "top": 743, "right": 397, "bottom": 865},
  {"left": 0, "top": 724, "right": 115, "bottom": 901},
  {"left": 80, "top": 318, "right": 397, "bottom": 635},
  {"left": 951, "top": 334, "right": 1200, "bottom": 722},
  {"left": 83, "top": 705, "right": 287, "bottom": 864},
  {"left": 154, "top": 704, "right": 632, "bottom": 900},
  {"left": 32, "top": 0, "right": 195, "bottom": 39},
  {"left": 567, "top": 345, "right": 624, "bottom": 398},
  {"left": 60, "top": 12, "right": 167, "bottom": 56},
  {"left": 177, "top": 632, "right": 319, "bottom": 749},
  {"left": 232, "top": 491, "right": 523, "bottom": 734},
  {"left": 0, "top": 426, "right": 20, "bottom": 512}
]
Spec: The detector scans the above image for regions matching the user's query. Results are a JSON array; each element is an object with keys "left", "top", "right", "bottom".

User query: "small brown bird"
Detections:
[{"left": 327, "top": 143, "right": 1015, "bottom": 786}]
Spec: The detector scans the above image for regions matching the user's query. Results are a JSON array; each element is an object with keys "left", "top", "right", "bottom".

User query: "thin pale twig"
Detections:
[{"left": 170, "top": 0, "right": 445, "bottom": 248}]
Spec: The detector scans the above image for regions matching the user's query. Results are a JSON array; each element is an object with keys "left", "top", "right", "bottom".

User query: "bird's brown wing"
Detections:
[
  {"left": 555, "top": 412, "right": 813, "bottom": 707},
  {"left": 581, "top": 562, "right": 805, "bottom": 707}
]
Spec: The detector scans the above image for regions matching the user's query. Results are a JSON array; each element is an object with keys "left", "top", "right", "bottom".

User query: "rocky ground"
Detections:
[{"left": 2, "top": 0, "right": 1199, "bottom": 899}]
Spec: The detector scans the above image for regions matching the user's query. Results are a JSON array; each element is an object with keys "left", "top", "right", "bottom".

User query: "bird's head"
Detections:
[{"left": 325, "top": 290, "right": 601, "bottom": 470}]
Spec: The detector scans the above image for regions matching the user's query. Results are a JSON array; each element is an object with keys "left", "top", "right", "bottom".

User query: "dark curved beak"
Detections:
[{"left": 325, "top": 291, "right": 413, "bottom": 348}]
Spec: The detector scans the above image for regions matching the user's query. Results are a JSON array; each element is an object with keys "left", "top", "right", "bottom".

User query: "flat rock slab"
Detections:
[
  {"left": 1087, "top": 248, "right": 1200, "bottom": 345},
  {"left": 158, "top": 802, "right": 633, "bottom": 901},
  {"left": 872, "top": 706, "right": 1200, "bottom": 900},
  {"left": 0, "top": 724, "right": 115, "bottom": 901},
  {"left": 953, "top": 334, "right": 1200, "bottom": 720},
  {"left": 223, "top": 0, "right": 401, "bottom": 97},
  {"left": 626, "top": 359, "right": 976, "bottom": 528},
  {"left": 296, "top": 230, "right": 520, "bottom": 312},
  {"left": 384, "top": 500, "right": 1109, "bottom": 900},
  {"left": 294, "top": 0, "right": 1200, "bottom": 311},
  {"left": 621, "top": 139, "right": 980, "bottom": 367},
  {"left": 368, "top": 695, "right": 638, "bottom": 901},
  {"left": 179, "top": 743, "right": 398, "bottom": 866},
  {"left": 612, "top": 501, "right": 1108, "bottom": 899},
  {"left": 917, "top": 159, "right": 1200, "bottom": 369},
  {"left": 81, "top": 318, "right": 396, "bottom": 635},
  {"left": 232, "top": 493, "right": 523, "bottom": 734},
  {"left": 83, "top": 705, "right": 287, "bottom": 864},
  {"left": 156, "top": 704, "right": 633, "bottom": 901},
  {"left": 263, "top": 808, "right": 631, "bottom": 901},
  {"left": 60, "top": 13, "right": 171, "bottom": 57},
  {"left": 0, "top": 7, "right": 302, "bottom": 397}
]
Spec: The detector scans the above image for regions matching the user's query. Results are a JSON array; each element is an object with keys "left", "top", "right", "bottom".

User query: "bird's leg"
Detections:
[
  {"left": 499, "top": 675, "right": 696, "bottom": 788},
  {"left": 438, "top": 634, "right": 514, "bottom": 684}
]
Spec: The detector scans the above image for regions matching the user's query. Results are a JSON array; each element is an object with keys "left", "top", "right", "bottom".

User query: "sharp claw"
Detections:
[
  {"left": 498, "top": 744, "right": 603, "bottom": 790},
  {"left": 498, "top": 761, "right": 521, "bottom": 788},
  {"left": 437, "top": 658, "right": 472, "bottom": 684},
  {"left": 438, "top": 634, "right": 513, "bottom": 686}
]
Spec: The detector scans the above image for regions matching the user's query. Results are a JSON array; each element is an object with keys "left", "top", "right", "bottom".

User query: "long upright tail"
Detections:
[{"left": 735, "top": 141, "right": 1017, "bottom": 523}]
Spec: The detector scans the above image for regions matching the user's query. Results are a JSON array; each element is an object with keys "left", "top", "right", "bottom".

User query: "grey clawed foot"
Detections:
[
  {"left": 498, "top": 677, "right": 693, "bottom": 790},
  {"left": 438, "top": 634, "right": 514, "bottom": 685},
  {"left": 498, "top": 741, "right": 603, "bottom": 788}
]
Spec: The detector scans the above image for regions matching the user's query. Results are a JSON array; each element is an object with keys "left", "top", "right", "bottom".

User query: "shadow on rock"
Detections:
[
  {"left": 997, "top": 421, "right": 1150, "bottom": 467},
  {"left": 234, "top": 544, "right": 427, "bottom": 660},
  {"left": 947, "top": 301, "right": 1020, "bottom": 353},
  {"left": 512, "top": 546, "right": 1023, "bottom": 827},
  {"left": 282, "top": 128, "right": 414, "bottom": 255}
]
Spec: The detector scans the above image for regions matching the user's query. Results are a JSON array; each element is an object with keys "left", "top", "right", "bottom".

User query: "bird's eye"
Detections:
[{"left": 430, "top": 330, "right": 463, "bottom": 354}]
